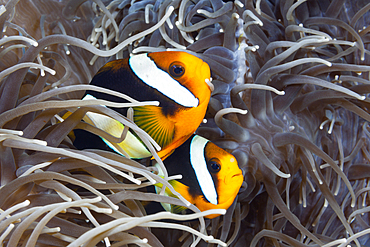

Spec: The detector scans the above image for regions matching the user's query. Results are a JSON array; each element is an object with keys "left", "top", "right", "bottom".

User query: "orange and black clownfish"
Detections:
[
  {"left": 76, "top": 51, "right": 212, "bottom": 159},
  {"left": 154, "top": 134, "right": 243, "bottom": 219}
]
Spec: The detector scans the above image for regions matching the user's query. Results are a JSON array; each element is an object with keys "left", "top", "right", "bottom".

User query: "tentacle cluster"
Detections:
[{"left": 0, "top": 0, "right": 369, "bottom": 246}]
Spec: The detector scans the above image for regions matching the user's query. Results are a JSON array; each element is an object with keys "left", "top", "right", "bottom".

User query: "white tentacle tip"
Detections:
[
  {"left": 31, "top": 41, "right": 38, "bottom": 47},
  {"left": 20, "top": 200, "right": 31, "bottom": 207},
  {"left": 234, "top": 0, "right": 244, "bottom": 8},
  {"left": 218, "top": 209, "right": 227, "bottom": 215},
  {"left": 205, "top": 78, "right": 214, "bottom": 92},
  {"left": 0, "top": 5, "right": 6, "bottom": 16},
  {"left": 232, "top": 13, "right": 240, "bottom": 19}
]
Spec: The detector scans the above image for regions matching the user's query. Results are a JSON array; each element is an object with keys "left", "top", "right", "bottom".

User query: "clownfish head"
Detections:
[
  {"left": 155, "top": 135, "right": 243, "bottom": 219},
  {"left": 129, "top": 51, "right": 212, "bottom": 108}
]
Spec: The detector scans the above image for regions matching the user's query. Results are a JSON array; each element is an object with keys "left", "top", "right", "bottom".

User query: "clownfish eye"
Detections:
[
  {"left": 169, "top": 62, "right": 185, "bottom": 77},
  {"left": 208, "top": 159, "right": 221, "bottom": 173}
]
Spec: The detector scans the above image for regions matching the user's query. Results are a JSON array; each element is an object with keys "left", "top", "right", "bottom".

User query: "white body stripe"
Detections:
[
  {"left": 129, "top": 54, "right": 199, "bottom": 107},
  {"left": 190, "top": 135, "right": 218, "bottom": 205}
]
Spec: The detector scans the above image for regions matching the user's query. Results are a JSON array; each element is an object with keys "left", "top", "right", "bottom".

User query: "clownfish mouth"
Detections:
[
  {"left": 232, "top": 173, "right": 243, "bottom": 179},
  {"left": 225, "top": 172, "right": 243, "bottom": 185}
]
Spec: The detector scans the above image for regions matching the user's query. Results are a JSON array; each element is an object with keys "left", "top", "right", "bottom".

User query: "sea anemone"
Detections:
[{"left": 0, "top": 0, "right": 369, "bottom": 246}]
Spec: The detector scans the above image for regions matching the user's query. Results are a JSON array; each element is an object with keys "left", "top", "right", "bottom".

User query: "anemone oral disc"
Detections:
[
  {"left": 129, "top": 54, "right": 199, "bottom": 107},
  {"left": 190, "top": 135, "right": 218, "bottom": 205}
]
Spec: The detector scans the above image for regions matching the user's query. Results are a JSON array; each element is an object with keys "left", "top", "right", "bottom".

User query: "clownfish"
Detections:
[
  {"left": 79, "top": 51, "right": 212, "bottom": 159},
  {"left": 154, "top": 135, "right": 243, "bottom": 219}
]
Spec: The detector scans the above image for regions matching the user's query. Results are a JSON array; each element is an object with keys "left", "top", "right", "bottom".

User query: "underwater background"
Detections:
[{"left": 0, "top": 0, "right": 370, "bottom": 246}]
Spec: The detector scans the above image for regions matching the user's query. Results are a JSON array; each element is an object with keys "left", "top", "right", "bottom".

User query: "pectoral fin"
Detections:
[
  {"left": 153, "top": 164, "right": 192, "bottom": 214},
  {"left": 153, "top": 180, "right": 188, "bottom": 214},
  {"left": 170, "top": 205, "right": 187, "bottom": 214},
  {"left": 134, "top": 105, "right": 175, "bottom": 149}
]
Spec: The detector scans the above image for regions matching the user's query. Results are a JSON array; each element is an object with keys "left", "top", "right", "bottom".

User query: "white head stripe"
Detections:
[
  {"left": 129, "top": 54, "right": 199, "bottom": 107},
  {"left": 190, "top": 135, "right": 218, "bottom": 205}
]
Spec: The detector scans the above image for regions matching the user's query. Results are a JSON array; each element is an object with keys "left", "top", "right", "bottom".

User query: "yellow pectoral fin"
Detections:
[
  {"left": 171, "top": 205, "right": 188, "bottom": 214},
  {"left": 153, "top": 169, "right": 172, "bottom": 212},
  {"left": 134, "top": 106, "right": 175, "bottom": 149},
  {"left": 84, "top": 111, "right": 151, "bottom": 158},
  {"left": 154, "top": 180, "right": 189, "bottom": 214},
  {"left": 166, "top": 180, "right": 191, "bottom": 214},
  {"left": 153, "top": 163, "right": 190, "bottom": 214},
  {"left": 153, "top": 174, "right": 192, "bottom": 214}
]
